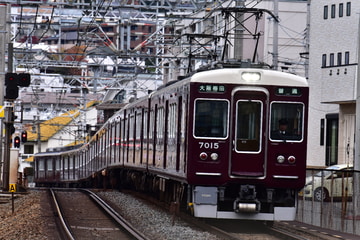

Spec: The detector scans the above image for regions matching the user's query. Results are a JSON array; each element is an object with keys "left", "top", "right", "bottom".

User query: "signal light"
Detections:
[
  {"left": 14, "top": 136, "right": 20, "bottom": 148},
  {"left": 5, "top": 73, "right": 17, "bottom": 85},
  {"left": 5, "top": 73, "right": 19, "bottom": 100},
  {"left": 18, "top": 73, "right": 31, "bottom": 87},
  {"left": 4, "top": 72, "right": 31, "bottom": 100},
  {"left": 21, "top": 131, "right": 27, "bottom": 143}
]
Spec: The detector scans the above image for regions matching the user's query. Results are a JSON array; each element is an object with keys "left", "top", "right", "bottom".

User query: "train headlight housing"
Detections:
[
  {"left": 277, "top": 155, "right": 285, "bottom": 164},
  {"left": 210, "top": 153, "right": 219, "bottom": 161},
  {"left": 288, "top": 156, "right": 296, "bottom": 164},
  {"left": 241, "top": 72, "right": 261, "bottom": 81},
  {"left": 200, "top": 152, "right": 208, "bottom": 160}
]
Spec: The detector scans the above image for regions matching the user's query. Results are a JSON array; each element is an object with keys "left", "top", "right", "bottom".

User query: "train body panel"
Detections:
[{"left": 34, "top": 68, "right": 308, "bottom": 221}]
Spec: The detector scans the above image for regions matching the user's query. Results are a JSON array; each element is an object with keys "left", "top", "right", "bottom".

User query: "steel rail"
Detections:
[
  {"left": 49, "top": 188, "right": 75, "bottom": 240},
  {"left": 81, "top": 189, "right": 151, "bottom": 240},
  {"left": 268, "top": 225, "right": 311, "bottom": 240}
]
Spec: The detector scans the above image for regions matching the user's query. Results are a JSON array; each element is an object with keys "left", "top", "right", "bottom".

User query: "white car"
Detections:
[{"left": 302, "top": 164, "right": 353, "bottom": 201}]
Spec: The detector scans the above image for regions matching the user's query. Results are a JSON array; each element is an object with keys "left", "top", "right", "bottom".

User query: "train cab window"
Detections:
[
  {"left": 270, "top": 102, "right": 304, "bottom": 141},
  {"left": 235, "top": 100, "right": 262, "bottom": 152},
  {"left": 194, "top": 99, "right": 228, "bottom": 138}
]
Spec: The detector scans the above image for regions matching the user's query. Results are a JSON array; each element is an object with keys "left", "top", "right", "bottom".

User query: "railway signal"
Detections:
[
  {"left": 4, "top": 73, "right": 31, "bottom": 100},
  {"left": 13, "top": 136, "right": 20, "bottom": 148},
  {"left": 21, "top": 131, "right": 27, "bottom": 143},
  {"left": 17, "top": 73, "right": 31, "bottom": 87},
  {"left": 5, "top": 73, "right": 19, "bottom": 100}
]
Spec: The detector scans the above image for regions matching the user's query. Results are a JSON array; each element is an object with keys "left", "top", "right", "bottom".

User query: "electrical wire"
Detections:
[
  {"left": 11, "top": 5, "right": 23, "bottom": 42},
  {"left": 38, "top": 6, "right": 56, "bottom": 42}
]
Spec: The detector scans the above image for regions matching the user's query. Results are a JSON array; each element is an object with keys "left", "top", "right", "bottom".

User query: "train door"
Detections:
[{"left": 230, "top": 88, "right": 268, "bottom": 177}]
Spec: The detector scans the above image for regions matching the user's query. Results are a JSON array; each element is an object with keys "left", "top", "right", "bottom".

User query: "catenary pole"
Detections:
[
  {"left": 0, "top": 4, "right": 6, "bottom": 189},
  {"left": 272, "top": 0, "right": 279, "bottom": 70},
  {"left": 353, "top": 11, "right": 360, "bottom": 233}
]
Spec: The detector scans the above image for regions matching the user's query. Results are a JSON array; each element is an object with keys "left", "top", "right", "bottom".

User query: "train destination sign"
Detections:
[
  {"left": 276, "top": 87, "right": 301, "bottom": 96},
  {"left": 199, "top": 84, "right": 225, "bottom": 93}
]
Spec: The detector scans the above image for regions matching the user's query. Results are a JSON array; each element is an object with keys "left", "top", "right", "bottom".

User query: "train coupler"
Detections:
[
  {"left": 234, "top": 185, "right": 261, "bottom": 213},
  {"left": 233, "top": 199, "right": 261, "bottom": 213}
]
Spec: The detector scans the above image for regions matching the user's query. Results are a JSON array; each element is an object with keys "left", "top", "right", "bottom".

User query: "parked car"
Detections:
[{"left": 302, "top": 164, "right": 353, "bottom": 201}]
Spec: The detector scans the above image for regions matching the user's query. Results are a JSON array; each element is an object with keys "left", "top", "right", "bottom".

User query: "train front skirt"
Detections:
[{"left": 192, "top": 186, "right": 297, "bottom": 221}]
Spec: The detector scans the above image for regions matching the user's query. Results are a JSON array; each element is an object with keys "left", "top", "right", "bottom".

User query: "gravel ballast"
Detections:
[
  {"left": 0, "top": 191, "right": 57, "bottom": 240},
  {"left": 98, "top": 191, "right": 224, "bottom": 240},
  {"left": 0, "top": 190, "right": 224, "bottom": 240}
]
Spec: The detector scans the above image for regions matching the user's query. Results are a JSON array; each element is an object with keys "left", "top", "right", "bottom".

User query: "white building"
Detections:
[
  {"left": 19, "top": 100, "right": 99, "bottom": 174},
  {"left": 307, "top": 1, "right": 359, "bottom": 167}
]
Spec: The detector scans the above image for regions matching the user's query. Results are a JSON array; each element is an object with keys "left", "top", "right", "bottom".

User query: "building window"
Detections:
[
  {"left": 346, "top": 2, "right": 351, "bottom": 16},
  {"left": 325, "top": 114, "right": 338, "bottom": 166},
  {"left": 337, "top": 52, "right": 342, "bottom": 66},
  {"left": 339, "top": 3, "right": 343, "bottom": 17},
  {"left": 323, "top": 5, "right": 328, "bottom": 19},
  {"left": 322, "top": 54, "right": 327, "bottom": 67},
  {"left": 24, "top": 145, "right": 34, "bottom": 154},
  {"left": 345, "top": 51, "right": 350, "bottom": 65},
  {"left": 331, "top": 4, "right": 336, "bottom": 18},
  {"left": 329, "top": 53, "right": 334, "bottom": 66},
  {"left": 320, "top": 119, "right": 324, "bottom": 146}
]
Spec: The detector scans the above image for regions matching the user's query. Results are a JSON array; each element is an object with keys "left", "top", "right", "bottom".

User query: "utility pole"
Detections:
[
  {"left": 272, "top": 0, "right": 279, "bottom": 70},
  {"left": 0, "top": 4, "right": 10, "bottom": 191},
  {"left": 234, "top": 0, "right": 245, "bottom": 60},
  {"left": 0, "top": 5, "right": 6, "bottom": 104},
  {"left": 0, "top": 4, "right": 6, "bottom": 189},
  {"left": 353, "top": 12, "right": 360, "bottom": 234},
  {"left": 3, "top": 41, "right": 14, "bottom": 193}
]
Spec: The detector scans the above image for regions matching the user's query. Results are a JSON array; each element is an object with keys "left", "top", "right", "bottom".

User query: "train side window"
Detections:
[
  {"left": 270, "top": 102, "right": 304, "bottom": 141},
  {"left": 39, "top": 160, "right": 45, "bottom": 171},
  {"left": 235, "top": 100, "right": 262, "bottom": 152},
  {"left": 194, "top": 99, "right": 228, "bottom": 138},
  {"left": 56, "top": 158, "right": 61, "bottom": 171},
  {"left": 47, "top": 159, "right": 53, "bottom": 171}
]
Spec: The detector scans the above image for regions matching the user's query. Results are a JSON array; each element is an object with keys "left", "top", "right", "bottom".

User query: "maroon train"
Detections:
[{"left": 34, "top": 67, "right": 308, "bottom": 221}]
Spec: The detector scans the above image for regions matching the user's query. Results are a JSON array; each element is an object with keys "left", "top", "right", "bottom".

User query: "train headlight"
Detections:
[
  {"left": 288, "top": 156, "right": 296, "bottom": 164},
  {"left": 210, "top": 153, "right": 219, "bottom": 161},
  {"left": 277, "top": 155, "right": 285, "bottom": 164},
  {"left": 200, "top": 152, "right": 208, "bottom": 160},
  {"left": 241, "top": 72, "right": 261, "bottom": 81}
]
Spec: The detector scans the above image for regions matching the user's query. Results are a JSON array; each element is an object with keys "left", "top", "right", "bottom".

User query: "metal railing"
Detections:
[{"left": 297, "top": 167, "right": 360, "bottom": 235}]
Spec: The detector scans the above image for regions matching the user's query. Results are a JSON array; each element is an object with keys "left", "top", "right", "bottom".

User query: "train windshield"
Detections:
[
  {"left": 235, "top": 100, "right": 262, "bottom": 152},
  {"left": 194, "top": 99, "right": 228, "bottom": 138},
  {"left": 270, "top": 102, "right": 304, "bottom": 141}
]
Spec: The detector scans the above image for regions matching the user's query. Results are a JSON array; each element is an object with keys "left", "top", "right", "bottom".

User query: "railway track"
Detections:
[
  {"left": 98, "top": 190, "right": 322, "bottom": 240},
  {"left": 47, "top": 189, "right": 351, "bottom": 240},
  {"left": 205, "top": 218, "right": 349, "bottom": 240},
  {"left": 49, "top": 188, "right": 150, "bottom": 240}
]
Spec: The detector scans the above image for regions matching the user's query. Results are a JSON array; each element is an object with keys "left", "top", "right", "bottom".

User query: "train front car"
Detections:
[{"left": 187, "top": 68, "right": 308, "bottom": 221}]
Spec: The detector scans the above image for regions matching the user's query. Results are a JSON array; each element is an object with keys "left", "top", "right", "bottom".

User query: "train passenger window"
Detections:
[
  {"left": 47, "top": 159, "right": 53, "bottom": 171},
  {"left": 39, "top": 160, "right": 45, "bottom": 171},
  {"left": 194, "top": 99, "right": 228, "bottom": 138},
  {"left": 235, "top": 100, "right": 262, "bottom": 152},
  {"left": 270, "top": 102, "right": 304, "bottom": 141}
]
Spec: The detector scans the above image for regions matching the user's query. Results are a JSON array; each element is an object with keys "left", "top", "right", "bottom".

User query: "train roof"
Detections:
[
  {"left": 190, "top": 68, "right": 308, "bottom": 87},
  {"left": 35, "top": 144, "right": 85, "bottom": 157}
]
